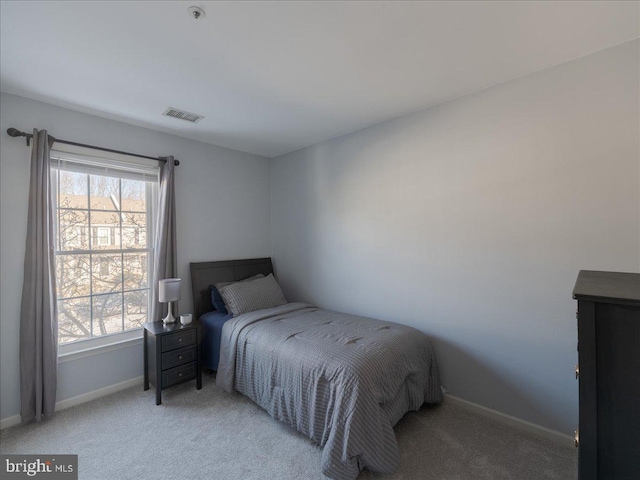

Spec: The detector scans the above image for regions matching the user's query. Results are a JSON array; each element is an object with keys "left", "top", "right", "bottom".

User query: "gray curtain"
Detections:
[
  {"left": 150, "top": 156, "right": 178, "bottom": 321},
  {"left": 20, "top": 129, "right": 58, "bottom": 423}
]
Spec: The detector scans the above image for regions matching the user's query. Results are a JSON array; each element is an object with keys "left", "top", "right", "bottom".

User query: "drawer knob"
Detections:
[
  {"left": 574, "top": 430, "right": 579, "bottom": 447},
  {"left": 179, "top": 373, "right": 183, "bottom": 377},
  {"left": 178, "top": 356, "right": 183, "bottom": 360},
  {"left": 575, "top": 365, "right": 579, "bottom": 379},
  {"left": 178, "top": 338, "right": 182, "bottom": 342}
]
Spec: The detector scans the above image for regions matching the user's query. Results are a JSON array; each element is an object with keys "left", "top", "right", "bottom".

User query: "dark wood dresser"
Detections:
[
  {"left": 573, "top": 270, "right": 640, "bottom": 480},
  {"left": 143, "top": 321, "right": 202, "bottom": 405}
]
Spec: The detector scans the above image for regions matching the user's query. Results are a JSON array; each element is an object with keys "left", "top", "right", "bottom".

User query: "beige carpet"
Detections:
[{"left": 0, "top": 375, "right": 577, "bottom": 479}]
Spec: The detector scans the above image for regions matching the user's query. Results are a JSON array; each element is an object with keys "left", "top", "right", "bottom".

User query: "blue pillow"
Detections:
[{"left": 210, "top": 285, "right": 228, "bottom": 314}]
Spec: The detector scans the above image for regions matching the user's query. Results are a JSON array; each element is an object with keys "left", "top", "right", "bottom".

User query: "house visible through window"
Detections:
[{"left": 52, "top": 150, "right": 158, "bottom": 346}]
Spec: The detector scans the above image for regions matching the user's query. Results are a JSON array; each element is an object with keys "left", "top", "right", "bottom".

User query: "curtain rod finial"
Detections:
[
  {"left": 7, "top": 128, "right": 31, "bottom": 146},
  {"left": 7, "top": 127, "right": 23, "bottom": 137}
]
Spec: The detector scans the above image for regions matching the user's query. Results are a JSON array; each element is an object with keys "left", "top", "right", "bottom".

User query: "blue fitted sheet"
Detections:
[{"left": 200, "top": 310, "right": 233, "bottom": 371}]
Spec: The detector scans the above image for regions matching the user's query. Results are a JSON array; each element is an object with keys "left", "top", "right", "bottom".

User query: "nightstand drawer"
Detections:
[
  {"left": 162, "top": 346, "right": 196, "bottom": 370},
  {"left": 162, "top": 362, "right": 196, "bottom": 388},
  {"left": 161, "top": 330, "right": 196, "bottom": 352}
]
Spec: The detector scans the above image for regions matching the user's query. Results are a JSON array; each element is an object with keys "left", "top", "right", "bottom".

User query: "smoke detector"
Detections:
[
  {"left": 188, "top": 6, "right": 206, "bottom": 20},
  {"left": 162, "top": 107, "right": 205, "bottom": 124}
]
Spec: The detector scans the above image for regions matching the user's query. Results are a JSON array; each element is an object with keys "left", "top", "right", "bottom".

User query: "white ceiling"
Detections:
[{"left": 1, "top": 1, "right": 638, "bottom": 158}]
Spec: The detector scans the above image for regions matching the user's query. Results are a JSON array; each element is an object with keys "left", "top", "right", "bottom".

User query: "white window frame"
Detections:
[
  {"left": 96, "top": 227, "right": 111, "bottom": 246},
  {"left": 51, "top": 144, "right": 159, "bottom": 358}
]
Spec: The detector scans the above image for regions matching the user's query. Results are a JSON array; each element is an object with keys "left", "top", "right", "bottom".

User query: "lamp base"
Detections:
[{"left": 162, "top": 303, "right": 177, "bottom": 324}]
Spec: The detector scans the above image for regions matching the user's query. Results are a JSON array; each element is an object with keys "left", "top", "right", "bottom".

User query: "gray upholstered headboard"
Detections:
[{"left": 190, "top": 257, "right": 274, "bottom": 320}]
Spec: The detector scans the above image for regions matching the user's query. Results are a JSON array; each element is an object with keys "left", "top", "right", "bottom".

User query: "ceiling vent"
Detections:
[{"left": 162, "top": 107, "right": 205, "bottom": 124}]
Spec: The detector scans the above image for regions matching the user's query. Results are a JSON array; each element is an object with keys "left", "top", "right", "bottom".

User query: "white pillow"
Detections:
[{"left": 219, "top": 274, "right": 287, "bottom": 316}]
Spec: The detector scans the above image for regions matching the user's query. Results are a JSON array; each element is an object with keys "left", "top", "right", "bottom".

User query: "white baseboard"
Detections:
[
  {"left": 444, "top": 393, "right": 574, "bottom": 447},
  {"left": 0, "top": 376, "right": 144, "bottom": 430}
]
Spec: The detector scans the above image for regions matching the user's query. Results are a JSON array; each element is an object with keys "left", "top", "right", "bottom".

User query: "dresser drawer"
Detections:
[
  {"left": 162, "top": 345, "right": 196, "bottom": 370},
  {"left": 162, "top": 362, "right": 196, "bottom": 388},
  {"left": 161, "top": 329, "right": 196, "bottom": 352}
]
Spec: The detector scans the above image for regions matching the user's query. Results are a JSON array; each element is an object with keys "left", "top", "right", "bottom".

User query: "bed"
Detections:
[{"left": 190, "top": 258, "right": 443, "bottom": 480}]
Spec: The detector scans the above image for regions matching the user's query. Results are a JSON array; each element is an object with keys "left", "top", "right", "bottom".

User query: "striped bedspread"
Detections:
[{"left": 216, "top": 302, "right": 442, "bottom": 479}]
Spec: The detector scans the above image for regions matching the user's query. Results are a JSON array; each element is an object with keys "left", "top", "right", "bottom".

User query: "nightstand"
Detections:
[{"left": 143, "top": 321, "right": 202, "bottom": 405}]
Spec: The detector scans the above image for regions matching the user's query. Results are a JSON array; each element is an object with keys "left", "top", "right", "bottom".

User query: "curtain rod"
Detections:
[{"left": 6, "top": 128, "right": 180, "bottom": 166}]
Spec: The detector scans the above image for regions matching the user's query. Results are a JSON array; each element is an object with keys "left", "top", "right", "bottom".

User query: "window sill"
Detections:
[{"left": 58, "top": 330, "right": 143, "bottom": 364}]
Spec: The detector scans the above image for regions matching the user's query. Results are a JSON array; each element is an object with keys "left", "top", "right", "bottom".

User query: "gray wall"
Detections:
[
  {"left": 0, "top": 93, "right": 271, "bottom": 420},
  {"left": 270, "top": 40, "right": 640, "bottom": 435}
]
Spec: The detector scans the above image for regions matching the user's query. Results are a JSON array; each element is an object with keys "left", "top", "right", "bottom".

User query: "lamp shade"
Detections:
[{"left": 158, "top": 278, "right": 181, "bottom": 302}]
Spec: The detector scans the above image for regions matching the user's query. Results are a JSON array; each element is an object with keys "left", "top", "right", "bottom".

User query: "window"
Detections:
[
  {"left": 96, "top": 227, "right": 111, "bottom": 246},
  {"left": 51, "top": 148, "right": 158, "bottom": 346}
]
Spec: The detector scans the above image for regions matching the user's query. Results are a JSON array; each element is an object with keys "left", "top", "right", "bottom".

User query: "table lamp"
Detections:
[{"left": 158, "top": 278, "right": 181, "bottom": 324}]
